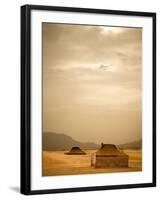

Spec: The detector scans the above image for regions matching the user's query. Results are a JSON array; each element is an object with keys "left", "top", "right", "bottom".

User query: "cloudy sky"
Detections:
[{"left": 42, "top": 23, "right": 142, "bottom": 145}]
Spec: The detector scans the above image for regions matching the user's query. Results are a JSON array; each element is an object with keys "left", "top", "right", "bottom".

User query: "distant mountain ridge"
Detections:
[
  {"left": 118, "top": 139, "right": 142, "bottom": 149},
  {"left": 43, "top": 132, "right": 142, "bottom": 151},
  {"left": 43, "top": 132, "right": 100, "bottom": 151}
]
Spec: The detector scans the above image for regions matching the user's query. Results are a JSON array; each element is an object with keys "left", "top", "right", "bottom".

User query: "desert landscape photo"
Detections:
[{"left": 42, "top": 23, "right": 142, "bottom": 176}]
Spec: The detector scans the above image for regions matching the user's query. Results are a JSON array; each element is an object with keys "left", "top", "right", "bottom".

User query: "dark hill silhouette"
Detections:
[
  {"left": 118, "top": 139, "right": 142, "bottom": 149},
  {"left": 42, "top": 132, "right": 142, "bottom": 151},
  {"left": 42, "top": 132, "right": 100, "bottom": 151}
]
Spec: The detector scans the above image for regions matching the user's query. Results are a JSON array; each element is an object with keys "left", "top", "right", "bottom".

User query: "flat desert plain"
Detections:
[{"left": 42, "top": 149, "right": 142, "bottom": 176}]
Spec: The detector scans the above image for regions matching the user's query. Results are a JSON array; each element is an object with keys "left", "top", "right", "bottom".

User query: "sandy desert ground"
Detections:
[{"left": 42, "top": 149, "right": 142, "bottom": 176}]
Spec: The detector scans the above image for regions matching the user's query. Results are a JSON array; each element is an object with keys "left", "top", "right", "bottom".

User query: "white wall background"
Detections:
[{"left": 0, "top": 0, "right": 159, "bottom": 199}]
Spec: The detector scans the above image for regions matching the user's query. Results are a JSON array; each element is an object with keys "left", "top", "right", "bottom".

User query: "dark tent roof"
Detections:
[
  {"left": 65, "top": 146, "right": 86, "bottom": 155},
  {"left": 95, "top": 143, "right": 127, "bottom": 157}
]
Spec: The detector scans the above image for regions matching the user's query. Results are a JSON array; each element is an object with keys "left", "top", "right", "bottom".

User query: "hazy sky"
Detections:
[{"left": 42, "top": 23, "right": 142, "bottom": 145}]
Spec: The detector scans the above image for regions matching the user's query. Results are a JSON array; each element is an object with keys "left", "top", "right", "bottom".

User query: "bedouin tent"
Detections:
[
  {"left": 65, "top": 146, "right": 86, "bottom": 155},
  {"left": 91, "top": 143, "right": 128, "bottom": 168}
]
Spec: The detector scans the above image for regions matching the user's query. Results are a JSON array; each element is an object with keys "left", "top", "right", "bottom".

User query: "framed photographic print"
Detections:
[{"left": 21, "top": 4, "right": 156, "bottom": 195}]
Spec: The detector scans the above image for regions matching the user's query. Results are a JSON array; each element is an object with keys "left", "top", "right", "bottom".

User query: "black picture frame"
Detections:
[{"left": 21, "top": 4, "right": 156, "bottom": 195}]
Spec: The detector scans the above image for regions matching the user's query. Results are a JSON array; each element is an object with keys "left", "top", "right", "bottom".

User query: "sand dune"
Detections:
[{"left": 42, "top": 149, "right": 142, "bottom": 176}]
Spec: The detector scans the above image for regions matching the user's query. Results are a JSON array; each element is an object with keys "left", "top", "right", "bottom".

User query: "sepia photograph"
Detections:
[
  {"left": 21, "top": 5, "right": 156, "bottom": 194},
  {"left": 42, "top": 23, "right": 142, "bottom": 176}
]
